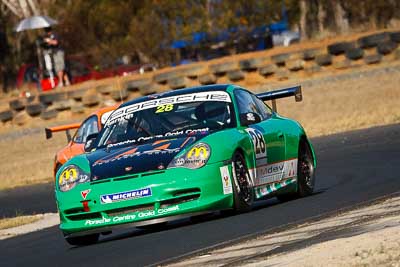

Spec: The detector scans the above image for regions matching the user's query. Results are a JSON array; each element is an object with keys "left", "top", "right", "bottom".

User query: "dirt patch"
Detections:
[{"left": 0, "top": 214, "right": 44, "bottom": 230}]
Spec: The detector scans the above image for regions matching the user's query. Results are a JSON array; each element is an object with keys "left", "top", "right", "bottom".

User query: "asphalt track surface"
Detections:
[{"left": 1, "top": 123, "right": 400, "bottom": 266}]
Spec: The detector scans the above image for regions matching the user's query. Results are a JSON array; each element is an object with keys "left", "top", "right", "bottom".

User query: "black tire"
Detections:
[
  {"left": 377, "top": 41, "right": 398, "bottom": 55},
  {"left": 302, "top": 49, "right": 321, "bottom": 61},
  {"left": 327, "top": 41, "right": 355, "bottom": 55},
  {"left": 297, "top": 140, "right": 316, "bottom": 197},
  {"left": 39, "top": 92, "right": 67, "bottom": 105},
  {"left": 198, "top": 73, "right": 217, "bottom": 85},
  {"left": 0, "top": 110, "right": 13, "bottom": 122},
  {"left": 96, "top": 84, "right": 115, "bottom": 95},
  {"left": 9, "top": 99, "right": 25, "bottom": 111},
  {"left": 111, "top": 89, "right": 128, "bottom": 101},
  {"left": 227, "top": 70, "right": 245, "bottom": 81},
  {"left": 183, "top": 65, "right": 206, "bottom": 79},
  {"left": 271, "top": 53, "right": 290, "bottom": 65},
  {"left": 68, "top": 88, "right": 89, "bottom": 101},
  {"left": 26, "top": 103, "right": 44, "bottom": 117},
  {"left": 138, "top": 83, "right": 160, "bottom": 95},
  {"left": 154, "top": 70, "right": 180, "bottom": 84},
  {"left": 259, "top": 64, "right": 277, "bottom": 76},
  {"left": 390, "top": 31, "right": 400, "bottom": 43},
  {"left": 231, "top": 152, "right": 253, "bottom": 212},
  {"left": 65, "top": 233, "right": 99, "bottom": 246},
  {"left": 123, "top": 78, "right": 152, "bottom": 92},
  {"left": 364, "top": 54, "right": 382, "bottom": 65},
  {"left": 358, "top": 32, "right": 390, "bottom": 48},
  {"left": 286, "top": 59, "right": 305, "bottom": 71},
  {"left": 315, "top": 54, "right": 332, "bottom": 66},
  {"left": 239, "top": 57, "right": 267, "bottom": 71},
  {"left": 168, "top": 76, "right": 188, "bottom": 89},
  {"left": 40, "top": 109, "right": 58, "bottom": 120},
  {"left": 345, "top": 48, "right": 364, "bottom": 60},
  {"left": 82, "top": 94, "right": 101, "bottom": 107},
  {"left": 209, "top": 61, "right": 238, "bottom": 76}
]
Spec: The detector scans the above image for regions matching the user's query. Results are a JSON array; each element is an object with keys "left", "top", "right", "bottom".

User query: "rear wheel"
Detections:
[
  {"left": 297, "top": 140, "right": 315, "bottom": 197},
  {"left": 64, "top": 233, "right": 99, "bottom": 246},
  {"left": 231, "top": 152, "right": 254, "bottom": 212},
  {"left": 277, "top": 140, "right": 315, "bottom": 202}
]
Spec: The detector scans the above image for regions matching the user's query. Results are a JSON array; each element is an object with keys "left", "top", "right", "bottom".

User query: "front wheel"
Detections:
[
  {"left": 231, "top": 152, "right": 254, "bottom": 212},
  {"left": 64, "top": 233, "right": 99, "bottom": 246}
]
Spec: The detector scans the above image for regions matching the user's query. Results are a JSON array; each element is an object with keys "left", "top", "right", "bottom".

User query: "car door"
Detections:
[{"left": 234, "top": 89, "right": 286, "bottom": 190}]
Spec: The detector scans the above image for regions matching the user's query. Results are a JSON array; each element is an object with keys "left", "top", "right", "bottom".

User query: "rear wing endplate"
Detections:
[
  {"left": 45, "top": 123, "right": 81, "bottom": 142},
  {"left": 256, "top": 85, "right": 302, "bottom": 112}
]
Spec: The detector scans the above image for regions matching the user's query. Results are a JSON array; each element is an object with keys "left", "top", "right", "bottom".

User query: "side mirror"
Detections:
[
  {"left": 84, "top": 133, "right": 99, "bottom": 152},
  {"left": 240, "top": 112, "right": 261, "bottom": 127}
]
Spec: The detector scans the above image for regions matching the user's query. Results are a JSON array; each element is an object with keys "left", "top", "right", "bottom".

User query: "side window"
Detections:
[
  {"left": 235, "top": 90, "right": 261, "bottom": 116},
  {"left": 74, "top": 116, "right": 99, "bottom": 143},
  {"left": 253, "top": 95, "right": 273, "bottom": 120}
]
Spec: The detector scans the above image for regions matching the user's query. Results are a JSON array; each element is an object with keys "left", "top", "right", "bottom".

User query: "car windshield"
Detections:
[{"left": 97, "top": 91, "right": 235, "bottom": 148}]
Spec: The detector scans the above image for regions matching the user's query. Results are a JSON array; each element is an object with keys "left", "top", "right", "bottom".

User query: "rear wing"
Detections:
[
  {"left": 45, "top": 123, "right": 81, "bottom": 142},
  {"left": 256, "top": 85, "right": 302, "bottom": 112}
]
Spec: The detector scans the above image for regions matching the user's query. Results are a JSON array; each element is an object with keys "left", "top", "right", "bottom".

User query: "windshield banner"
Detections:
[{"left": 106, "top": 91, "right": 231, "bottom": 125}]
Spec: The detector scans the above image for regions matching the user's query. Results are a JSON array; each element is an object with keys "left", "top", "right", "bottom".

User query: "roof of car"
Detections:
[{"left": 119, "top": 84, "right": 235, "bottom": 108}]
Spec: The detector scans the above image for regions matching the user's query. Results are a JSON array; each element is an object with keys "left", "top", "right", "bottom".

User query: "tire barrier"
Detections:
[
  {"left": 358, "top": 32, "right": 390, "bottom": 48},
  {"left": 68, "top": 88, "right": 89, "bottom": 101},
  {"left": 13, "top": 112, "right": 28, "bottom": 125},
  {"left": 198, "top": 73, "right": 217, "bottom": 85},
  {"left": 271, "top": 53, "right": 291, "bottom": 66},
  {"left": 391, "top": 31, "right": 400, "bottom": 43},
  {"left": 168, "top": 76, "right": 189, "bottom": 89},
  {"left": 227, "top": 70, "right": 245, "bottom": 81},
  {"left": 303, "top": 49, "right": 321, "bottom": 60},
  {"left": 209, "top": 61, "right": 238, "bottom": 75},
  {"left": 96, "top": 84, "right": 115, "bottom": 95},
  {"left": 4, "top": 30, "right": 400, "bottom": 126},
  {"left": 239, "top": 57, "right": 268, "bottom": 71},
  {"left": 26, "top": 103, "right": 44, "bottom": 117},
  {"left": 364, "top": 54, "right": 382, "bottom": 64},
  {"left": 334, "top": 59, "right": 352, "bottom": 70},
  {"left": 38, "top": 91, "right": 67, "bottom": 105},
  {"left": 345, "top": 48, "right": 364, "bottom": 60},
  {"left": 327, "top": 41, "right": 356, "bottom": 55},
  {"left": 315, "top": 54, "right": 333, "bottom": 66},
  {"left": 40, "top": 109, "right": 58, "bottom": 120},
  {"left": 9, "top": 99, "right": 25, "bottom": 111},
  {"left": 111, "top": 89, "right": 128, "bottom": 101},
  {"left": 183, "top": 65, "right": 207, "bottom": 79},
  {"left": 153, "top": 70, "right": 181, "bottom": 84},
  {"left": 123, "top": 78, "right": 152, "bottom": 92},
  {"left": 259, "top": 64, "right": 278, "bottom": 76},
  {"left": 0, "top": 110, "right": 13, "bottom": 122},
  {"left": 52, "top": 99, "right": 74, "bottom": 111},
  {"left": 377, "top": 41, "right": 398, "bottom": 55},
  {"left": 286, "top": 59, "right": 305, "bottom": 71},
  {"left": 82, "top": 94, "right": 101, "bottom": 107}
]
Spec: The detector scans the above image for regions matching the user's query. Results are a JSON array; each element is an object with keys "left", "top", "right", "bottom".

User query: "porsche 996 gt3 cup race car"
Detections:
[{"left": 55, "top": 84, "right": 316, "bottom": 246}]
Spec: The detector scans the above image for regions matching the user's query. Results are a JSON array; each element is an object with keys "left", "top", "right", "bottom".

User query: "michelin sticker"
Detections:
[
  {"left": 220, "top": 166, "right": 233, "bottom": 195},
  {"left": 100, "top": 188, "right": 152, "bottom": 204}
]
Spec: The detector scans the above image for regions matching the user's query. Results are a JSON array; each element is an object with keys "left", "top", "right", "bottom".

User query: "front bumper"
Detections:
[{"left": 56, "top": 161, "right": 233, "bottom": 235}]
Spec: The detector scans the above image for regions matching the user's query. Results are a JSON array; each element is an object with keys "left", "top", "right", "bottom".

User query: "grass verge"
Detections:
[{"left": 0, "top": 214, "right": 44, "bottom": 230}]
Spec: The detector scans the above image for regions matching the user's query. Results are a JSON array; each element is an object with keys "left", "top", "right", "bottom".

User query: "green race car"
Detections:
[{"left": 55, "top": 84, "right": 316, "bottom": 246}]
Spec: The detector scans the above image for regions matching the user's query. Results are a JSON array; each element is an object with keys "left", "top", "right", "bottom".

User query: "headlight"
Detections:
[
  {"left": 58, "top": 165, "right": 90, "bottom": 192},
  {"left": 168, "top": 143, "right": 211, "bottom": 169}
]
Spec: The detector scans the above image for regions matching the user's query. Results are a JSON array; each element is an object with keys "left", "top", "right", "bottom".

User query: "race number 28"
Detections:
[{"left": 246, "top": 128, "right": 266, "bottom": 160}]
